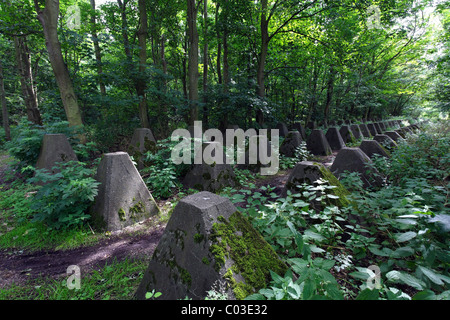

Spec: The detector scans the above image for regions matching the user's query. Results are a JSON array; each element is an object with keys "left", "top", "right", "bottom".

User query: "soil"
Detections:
[
  {"left": 0, "top": 152, "right": 335, "bottom": 291},
  {"left": 0, "top": 222, "right": 165, "bottom": 289}
]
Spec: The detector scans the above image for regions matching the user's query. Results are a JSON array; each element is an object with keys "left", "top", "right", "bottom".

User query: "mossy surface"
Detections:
[
  {"left": 118, "top": 208, "right": 127, "bottom": 221},
  {"left": 209, "top": 211, "right": 288, "bottom": 299},
  {"left": 315, "top": 163, "right": 350, "bottom": 207}
]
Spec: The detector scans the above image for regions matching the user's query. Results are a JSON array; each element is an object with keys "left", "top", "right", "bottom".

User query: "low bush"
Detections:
[{"left": 28, "top": 161, "right": 100, "bottom": 230}]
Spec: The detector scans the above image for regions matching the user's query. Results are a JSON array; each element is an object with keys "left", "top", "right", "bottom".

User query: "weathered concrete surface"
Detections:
[
  {"left": 373, "top": 134, "right": 398, "bottom": 150},
  {"left": 292, "top": 122, "right": 307, "bottom": 140},
  {"left": 339, "top": 126, "right": 356, "bottom": 144},
  {"left": 359, "top": 124, "right": 372, "bottom": 138},
  {"left": 325, "top": 127, "right": 346, "bottom": 151},
  {"left": 281, "top": 161, "right": 350, "bottom": 208},
  {"left": 330, "top": 147, "right": 383, "bottom": 188},
  {"left": 359, "top": 140, "right": 390, "bottom": 159},
  {"left": 128, "top": 128, "right": 157, "bottom": 169},
  {"left": 350, "top": 124, "right": 363, "bottom": 140},
  {"left": 280, "top": 131, "right": 303, "bottom": 157},
  {"left": 384, "top": 131, "right": 404, "bottom": 143},
  {"left": 135, "top": 191, "right": 287, "bottom": 300},
  {"left": 183, "top": 143, "right": 237, "bottom": 192},
  {"left": 276, "top": 122, "right": 289, "bottom": 137},
  {"left": 91, "top": 152, "right": 160, "bottom": 231},
  {"left": 35, "top": 134, "right": 78, "bottom": 174},
  {"left": 374, "top": 122, "right": 384, "bottom": 134},
  {"left": 367, "top": 123, "right": 379, "bottom": 136},
  {"left": 306, "top": 129, "right": 332, "bottom": 156}
]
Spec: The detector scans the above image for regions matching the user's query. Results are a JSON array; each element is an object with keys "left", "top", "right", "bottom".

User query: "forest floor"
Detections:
[{"left": 0, "top": 151, "right": 336, "bottom": 291}]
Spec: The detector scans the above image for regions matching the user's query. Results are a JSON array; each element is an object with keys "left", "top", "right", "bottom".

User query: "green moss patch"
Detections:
[{"left": 209, "top": 211, "right": 288, "bottom": 299}]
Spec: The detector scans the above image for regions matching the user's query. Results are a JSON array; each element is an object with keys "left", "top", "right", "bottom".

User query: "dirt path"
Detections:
[{"left": 0, "top": 224, "right": 165, "bottom": 289}]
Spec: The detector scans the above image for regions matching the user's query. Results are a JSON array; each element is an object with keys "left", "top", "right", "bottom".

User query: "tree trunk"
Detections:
[
  {"left": 323, "top": 66, "right": 336, "bottom": 126},
  {"left": 117, "top": 0, "right": 150, "bottom": 128},
  {"left": 0, "top": 61, "right": 11, "bottom": 141},
  {"left": 137, "top": 0, "right": 150, "bottom": 128},
  {"left": 13, "top": 36, "right": 42, "bottom": 126},
  {"left": 220, "top": 5, "right": 230, "bottom": 132},
  {"left": 215, "top": 4, "right": 222, "bottom": 85},
  {"left": 34, "top": 0, "right": 84, "bottom": 131},
  {"left": 90, "top": 0, "right": 106, "bottom": 96},
  {"left": 202, "top": 0, "right": 209, "bottom": 127},
  {"left": 187, "top": 0, "right": 199, "bottom": 125},
  {"left": 256, "top": 0, "right": 269, "bottom": 126}
]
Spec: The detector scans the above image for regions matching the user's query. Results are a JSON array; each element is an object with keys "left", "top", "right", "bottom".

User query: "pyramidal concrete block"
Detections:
[
  {"left": 325, "top": 127, "right": 346, "bottom": 151},
  {"left": 35, "top": 134, "right": 78, "bottom": 174},
  {"left": 373, "top": 134, "right": 397, "bottom": 150},
  {"left": 276, "top": 122, "right": 289, "bottom": 137},
  {"left": 135, "top": 191, "right": 287, "bottom": 300},
  {"left": 292, "top": 122, "right": 307, "bottom": 140},
  {"left": 367, "top": 123, "right": 379, "bottom": 136},
  {"left": 330, "top": 147, "right": 383, "bottom": 188},
  {"left": 359, "top": 124, "right": 372, "bottom": 138},
  {"left": 183, "top": 142, "right": 237, "bottom": 193},
  {"left": 128, "top": 128, "right": 157, "bottom": 169},
  {"left": 280, "top": 131, "right": 303, "bottom": 157},
  {"left": 350, "top": 124, "right": 363, "bottom": 140},
  {"left": 359, "top": 140, "right": 390, "bottom": 159},
  {"left": 339, "top": 125, "right": 356, "bottom": 144},
  {"left": 384, "top": 131, "right": 403, "bottom": 143},
  {"left": 306, "top": 129, "right": 332, "bottom": 156},
  {"left": 281, "top": 161, "right": 350, "bottom": 208},
  {"left": 91, "top": 152, "right": 160, "bottom": 231}
]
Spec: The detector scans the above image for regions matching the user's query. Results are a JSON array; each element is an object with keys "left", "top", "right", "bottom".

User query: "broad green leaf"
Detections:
[
  {"left": 395, "top": 231, "right": 417, "bottom": 243},
  {"left": 417, "top": 266, "right": 445, "bottom": 286},
  {"left": 386, "top": 287, "right": 411, "bottom": 300},
  {"left": 412, "top": 290, "right": 436, "bottom": 300},
  {"left": 244, "top": 293, "right": 266, "bottom": 300},
  {"left": 386, "top": 270, "right": 426, "bottom": 290},
  {"left": 391, "top": 246, "right": 415, "bottom": 258},
  {"left": 304, "top": 229, "right": 325, "bottom": 242},
  {"left": 356, "top": 288, "right": 380, "bottom": 300}
]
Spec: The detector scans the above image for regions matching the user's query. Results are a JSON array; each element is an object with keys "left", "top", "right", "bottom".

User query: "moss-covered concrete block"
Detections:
[
  {"left": 281, "top": 161, "right": 350, "bottom": 208},
  {"left": 135, "top": 191, "right": 287, "bottom": 300}
]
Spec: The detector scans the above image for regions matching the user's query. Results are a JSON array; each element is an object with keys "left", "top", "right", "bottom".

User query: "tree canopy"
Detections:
[{"left": 0, "top": 0, "right": 448, "bottom": 147}]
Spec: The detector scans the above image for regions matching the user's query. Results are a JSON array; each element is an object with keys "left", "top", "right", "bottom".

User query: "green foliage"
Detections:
[
  {"left": 5, "top": 119, "right": 88, "bottom": 170},
  {"left": 28, "top": 161, "right": 100, "bottom": 230},
  {"left": 0, "top": 258, "right": 147, "bottom": 300},
  {"left": 140, "top": 138, "right": 187, "bottom": 199}
]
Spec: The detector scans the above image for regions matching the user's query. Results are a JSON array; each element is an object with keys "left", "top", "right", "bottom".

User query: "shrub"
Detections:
[
  {"left": 5, "top": 119, "right": 86, "bottom": 169},
  {"left": 28, "top": 161, "right": 100, "bottom": 230}
]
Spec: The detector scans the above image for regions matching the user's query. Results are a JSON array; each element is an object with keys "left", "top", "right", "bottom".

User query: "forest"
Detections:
[{"left": 0, "top": 0, "right": 449, "bottom": 303}]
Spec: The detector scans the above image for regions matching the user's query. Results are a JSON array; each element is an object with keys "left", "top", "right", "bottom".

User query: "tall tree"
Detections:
[
  {"left": 202, "top": 0, "right": 209, "bottom": 126},
  {"left": 33, "top": 0, "right": 84, "bottom": 130},
  {"left": 187, "top": 0, "right": 199, "bottom": 125},
  {"left": 89, "top": 0, "right": 106, "bottom": 96},
  {"left": 14, "top": 36, "right": 42, "bottom": 125},
  {"left": 0, "top": 59, "right": 11, "bottom": 141},
  {"left": 137, "top": 0, "right": 150, "bottom": 129},
  {"left": 117, "top": 0, "right": 150, "bottom": 128}
]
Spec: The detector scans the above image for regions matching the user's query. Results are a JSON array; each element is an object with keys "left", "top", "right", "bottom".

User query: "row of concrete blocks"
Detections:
[
  {"left": 33, "top": 119, "right": 421, "bottom": 232},
  {"left": 278, "top": 119, "right": 420, "bottom": 158}
]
